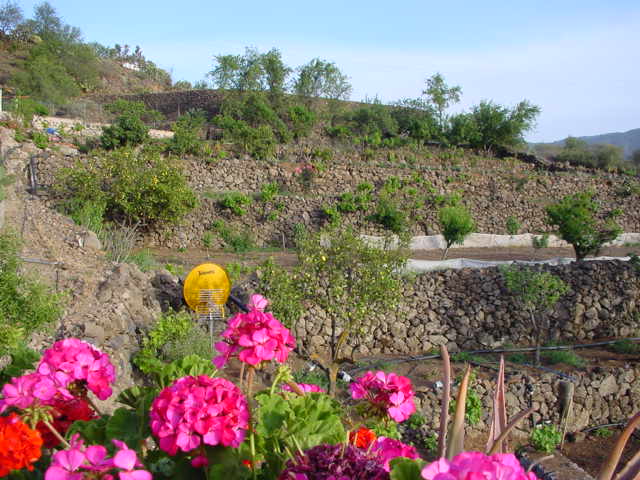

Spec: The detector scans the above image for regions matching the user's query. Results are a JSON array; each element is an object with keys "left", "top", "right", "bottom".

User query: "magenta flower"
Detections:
[
  {"left": 45, "top": 435, "right": 151, "bottom": 480},
  {"left": 370, "top": 437, "right": 418, "bottom": 472},
  {"left": 421, "top": 452, "right": 538, "bottom": 480},
  {"left": 350, "top": 371, "right": 416, "bottom": 422},
  {"left": 213, "top": 299, "right": 295, "bottom": 368},
  {"left": 150, "top": 375, "right": 249, "bottom": 457},
  {"left": 38, "top": 338, "right": 116, "bottom": 400},
  {"left": 247, "top": 294, "right": 269, "bottom": 311},
  {"left": 281, "top": 383, "right": 326, "bottom": 394},
  {"left": 0, "top": 372, "right": 72, "bottom": 413}
]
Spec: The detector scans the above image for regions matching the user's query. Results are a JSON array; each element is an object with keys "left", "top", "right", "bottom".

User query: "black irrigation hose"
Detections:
[{"left": 346, "top": 338, "right": 640, "bottom": 378}]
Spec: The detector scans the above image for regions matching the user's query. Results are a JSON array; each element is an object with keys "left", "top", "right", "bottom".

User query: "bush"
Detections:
[
  {"left": 467, "top": 100, "right": 540, "bottom": 150},
  {"left": 220, "top": 192, "right": 253, "bottom": 216},
  {"left": 438, "top": 204, "right": 475, "bottom": 259},
  {"left": 542, "top": 350, "right": 585, "bottom": 367},
  {"left": 255, "top": 258, "right": 305, "bottom": 329},
  {"left": 506, "top": 216, "right": 520, "bottom": 235},
  {"left": 31, "top": 131, "right": 49, "bottom": 149},
  {"left": 532, "top": 233, "right": 550, "bottom": 249},
  {"left": 336, "top": 191, "right": 370, "bottom": 213},
  {"left": 215, "top": 115, "right": 277, "bottom": 159},
  {"left": 8, "top": 97, "right": 49, "bottom": 127},
  {"left": 610, "top": 339, "right": 639, "bottom": 354},
  {"left": 212, "top": 220, "right": 254, "bottom": 253},
  {"left": 126, "top": 249, "right": 158, "bottom": 272},
  {"left": 546, "top": 191, "right": 621, "bottom": 260},
  {"left": 530, "top": 425, "right": 561, "bottom": 453},
  {"left": 100, "top": 112, "right": 149, "bottom": 149},
  {"left": 167, "top": 110, "right": 207, "bottom": 156},
  {"left": 54, "top": 148, "right": 197, "bottom": 226},
  {"left": 0, "top": 231, "right": 64, "bottom": 356},
  {"left": 368, "top": 195, "right": 407, "bottom": 234},
  {"left": 259, "top": 182, "right": 280, "bottom": 203},
  {"left": 288, "top": 105, "right": 316, "bottom": 139}
]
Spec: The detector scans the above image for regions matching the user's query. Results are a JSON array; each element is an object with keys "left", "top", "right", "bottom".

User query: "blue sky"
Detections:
[{"left": 18, "top": 0, "right": 640, "bottom": 142}]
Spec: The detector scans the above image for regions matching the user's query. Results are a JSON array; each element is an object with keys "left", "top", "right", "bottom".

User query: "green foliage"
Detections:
[
  {"left": 0, "top": 231, "right": 64, "bottom": 356},
  {"left": 133, "top": 310, "right": 212, "bottom": 376},
  {"left": 390, "top": 97, "right": 439, "bottom": 142},
  {"left": 345, "top": 100, "right": 399, "bottom": 139},
  {"left": 100, "top": 112, "right": 149, "bottom": 149},
  {"left": 54, "top": 148, "right": 197, "bottom": 225},
  {"left": 212, "top": 220, "right": 254, "bottom": 253},
  {"left": 557, "top": 138, "right": 625, "bottom": 170},
  {"left": 259, "top": 182, "right": 280, "bottom": 203},
  {"left": 293, "top": 368, "right": 329, "bottom": 391},
  {"left": 219, "top": 191, "right": 253, "bottom": 216},
  {"left": 422, "top": 73, "right": 462, "bottom": 131},
  {"left": 546, "top": 191, "right": 622, "bottom": 260},
  {"left": 30, "top": 131, "right": 49, "bottom": 149},
  {"left": 501, "top": 266, "right": 569, "bottom": 314},
  {"left": 449, "top": 385, "right": 482, "bottom": 425},
  {"left": 530, "top": 424, "right": 561, "bottom": 453},
  {"left": 127, "top": 249, "right": 157, "bottom": 272},
  {"left": 325, "top": 124, "right": 352, "bottom": 140},
  {"left": 288, "top": 105, "right": 316, "bottom": 139},
  {"left": 506, "top": 216, "right": 520, "bottom": 235},
  {"left": 0, "top": 346, "right": 39, "bottom": 385},
  {"left": 368, "top": 194, "right": 408, "bottom": 234},
  {"left": 532, "top": 233, "right": 550, "bottom": 249},
  {"left": 293, "top": 58, "right": 352, "bottom": 102},
  {"left": 390, "top": 458, "right": 427, "bottom": 480},
  {"left": 438, "top": 204, "right": 475, "bottom": 253},
  {"left": 467, "top": 100, "right": 540, "bottom": 150},
  {"left": 0, "top": 1, "right": 23, "bottom": 36},
  {"left": 7, "top": 97, "right": 49, "bottom": 127},
  {"left": 0, "top": 167, "right": 14, "bottom": 202},
  {"left": 593, "top": 427, "right": 614, "bottom": 438},
  {"left": 104, "top": 100, "right": 163, "bottom": 124},
  {"left": 215, "top": 115, "right": 277, "bottom": 159},
  {"left": 610, "top": 339, "right": 640, "bottom": 354},
  {"left": 254, "top": 390, "right": 346, "bottom": 479},
  {"left": 255, "top": 258, "right": 304, "bottom": 329},
  {"left": 336, "top": 190, "right": 371, "bottom": 213},
  {"left": 202, "top": 231, "right": 214, "bottom": 248},
  {"left": 167, "top": 110, "right": 207, "bottom": 156},
  {"left": 506, "top": 352, "right": 529, "bottom": 364},
  {"left": 406, "top": 413, "right": 426, "bottom": 430},
  {"left": 542, "top": 350, "right": 585, "bottom": 367}
]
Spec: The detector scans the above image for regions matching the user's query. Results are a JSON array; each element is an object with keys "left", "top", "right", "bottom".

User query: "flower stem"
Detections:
[
  {"left": 43, "top": 419, "right": 70, "bottom": 448},
  {"left": 247, "top": 366, "right": 255, "bottom": 400},
  {"left": 86, "top": 396, "right": 103, "bottom": 417}
]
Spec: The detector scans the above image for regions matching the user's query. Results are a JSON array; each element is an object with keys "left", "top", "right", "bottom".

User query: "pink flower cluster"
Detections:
[
  {"left": 38, "top": 338, "right": 116, "bottom": 400},
  {"left": 281, "top": 383, "right": 326, "bottom": 394},
  {"left": 150, "top": 375, "right": 249, "bottom": 456},
  {"left": 45, "top": 435, "right": 151, "bottom": 480},
  {"left": 421, "top": 452, "right": 538, "bottom": 480},
  {"left": 213, "top": 299, "right": 295, "bottom": 368},
  {"left": 0, "top": 339, "right": 115, "bottom": 413},
  {"left": 350, "top": 371, "right": 416, "bottom": 422},
  {"left": 370, "top": 437, "right": 419, "bottom": 472}
]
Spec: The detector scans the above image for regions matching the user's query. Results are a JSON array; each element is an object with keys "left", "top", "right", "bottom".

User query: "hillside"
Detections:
[{"left": 549, "top": 128, "right": 640, "bottom": 158}]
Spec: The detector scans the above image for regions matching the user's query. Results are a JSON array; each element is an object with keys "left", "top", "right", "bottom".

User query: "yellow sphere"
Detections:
[{"left": 183, "top": 263, "right": 231, "bottom": 312}]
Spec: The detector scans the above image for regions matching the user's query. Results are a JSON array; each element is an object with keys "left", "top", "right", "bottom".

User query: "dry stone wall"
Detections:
[{"left": 292, "top": 260, "right": 640, "bottom": 356}]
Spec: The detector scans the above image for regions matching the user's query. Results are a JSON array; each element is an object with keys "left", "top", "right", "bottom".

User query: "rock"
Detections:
[
  {"left": 83, "top": 231, "right": 102, "bottom": 251},
  {"left": 599, "top": 375, "right": 618, "bottom": 397},
  {"left": 83, "top": 323, "right": 105, "bottom": 343}
]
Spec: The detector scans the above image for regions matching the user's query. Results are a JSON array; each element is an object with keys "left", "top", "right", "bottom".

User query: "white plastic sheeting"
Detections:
[
  {"left": 405, "top": 256, "right": 633, "bottom": 273},
  {"left": 360, "top": 232, "right": 640, "bottom": 251}
]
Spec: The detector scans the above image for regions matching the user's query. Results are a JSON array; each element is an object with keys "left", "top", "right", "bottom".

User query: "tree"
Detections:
[
  {"left": 422, "top": 73, "right": 462, "bottom": 131},
  {"left": 260, "top": 48, "right": 291, "bottom": 100},
  {"left": 294, "top": 226, "right": 407, "bottom": 395},
  {"left": 545, "top": 191, "right": 622, "bottom": 260},
  {"left": 438, "top": 205, "right": 475, "bottom": 259},
  {"left": 468, "top": 100, "right": 540, "bottom": 151},
  {"left": 293, "top": 58, "right": 352, "bottom": 102},
  {"left": 0, "top": 0, "right": 23, "bottom": 36},
  {"left": 500, "top": 265, "right": 569, "bottom": 365},
  {"left": 208, "top": 53, "right": 242, "bottom": 90},
  {"left": 632, "top": 149, "right": 640, "bottom": 168}
]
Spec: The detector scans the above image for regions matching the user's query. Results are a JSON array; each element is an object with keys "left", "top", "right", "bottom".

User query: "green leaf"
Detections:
[
  {"left": 106, "top": 407, "right": 144, "bottom": 450},
  {"left": 390, "top": 457, "right": 426, "bottom": 480},
  {"left": 67, "top": 416, "right": 109, "bottom": 445}
]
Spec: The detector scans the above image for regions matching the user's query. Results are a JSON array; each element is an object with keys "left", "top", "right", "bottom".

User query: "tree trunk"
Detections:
[
  {"left": 442, "top": 246, "right": 450, "bottom": 260},
  {"left": 328, "top": 363, "right": 339, "bottom": 398}
]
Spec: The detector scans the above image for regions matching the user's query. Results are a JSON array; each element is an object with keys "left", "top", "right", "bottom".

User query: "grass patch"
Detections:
[
  {"left": 542, "top": 350, "right": 585, "bottom": 367},
  {"left": 609, "top": 339, "right": 640, "bottom": 354}
]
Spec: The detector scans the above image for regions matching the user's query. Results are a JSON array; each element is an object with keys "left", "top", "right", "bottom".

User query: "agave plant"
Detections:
[{"left": 436, "top": 346, "right": 535, "bottom": 459}]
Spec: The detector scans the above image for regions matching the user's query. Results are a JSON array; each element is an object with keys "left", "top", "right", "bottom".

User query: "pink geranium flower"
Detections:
[
  {"left": 150, "top": 375, "right": 249, "bottom": 457},
  {"left": 213, "top": 296, "right": 295, "bottom": 368},
  {"left": 350, "top": 371, "right": 416, "bottom": 422},
  {"left": 38, "top": 338, "right": 116, "bottom": 400},
  {"left": 421, "top": 452, "right": 538, "bottom": 480},
  {"left": 0, "top": 372, "right": 72, "bottom": 413},
  {"left": 281, "top": 383, "right": 326, "bottom": 394},
  {"left": 370, "top": 437, "right": 419, "bottom": 471}
]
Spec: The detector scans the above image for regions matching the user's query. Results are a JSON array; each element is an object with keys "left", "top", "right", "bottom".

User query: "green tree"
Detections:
[
  {"left": 545, "top": 191, "right": 622, "bottom": 260},
  {"left": 438, "top": 205, "right": 475, "bottom": 259},
  {"left": 294, "top": 226, "right": 407, "bottom": 395},
  {"left": 422, "top": 73, "right": 462, "bottom": 131},
  {"left": 209, "top": 53, "right": 242, "bottom": 90},
  {"left": 0, "top": 0, "right": 23, "bottom": 36},
  {"left": 500, "top": 265, "right": 569, "bottom": 365},
  {"left": 260, "top": 47, "right": 292, "bottom": 100},
  {"left": 167, "top": 110, "right": 207, "bottom": 155},
  {"left": 468, "top": 100, "right": 540, "bottom": 151},
  {"left": 293, "top": 58, "right": 352, "bottom": 102}
]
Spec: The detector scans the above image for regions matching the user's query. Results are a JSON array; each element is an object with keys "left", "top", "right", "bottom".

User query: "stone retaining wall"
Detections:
[{"left": 293, "top": 260, "right": 640, "bottom": 356}]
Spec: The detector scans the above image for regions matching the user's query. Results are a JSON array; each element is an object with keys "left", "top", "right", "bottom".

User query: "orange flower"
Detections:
[
  {"left": 0, "top": 413, "right": 43, "bottom": 477},
  {"left": 349, "top": 426, "right": 377, "bottom": 449}
]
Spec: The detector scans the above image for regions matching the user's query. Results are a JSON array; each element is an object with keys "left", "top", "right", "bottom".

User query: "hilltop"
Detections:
[{"left": 548, "top": 128, "right": 640, "bottom": 159}]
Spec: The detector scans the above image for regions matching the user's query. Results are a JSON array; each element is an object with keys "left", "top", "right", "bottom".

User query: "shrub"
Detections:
[
  {"left": 30, "top": 131, "right": 49, "bottom": 149},
  {"left": 215, "top": 115, "right": 277, "bottom": 159},
  {"left": 530, "top": 425, "right": 561, "bottom": 453},
  {"left": 54, "top": 148, "right": 197, "bottom": 226},
  {"left": 0, "top": 231, "right": 64, "bottom": 356},
  {"left": 219, "top": 191, "right": 253, "bottom": 216},
  {"left": 126, "top": 249, "right": 158, "bottom": 272},
  {"left": 212, "top": 220, "right": 254, "bottom": 253},
  {"left": 438, "top": 204, "right": 475, "bottom": 259},
  {"left": 167, "top": 110, "right": 207, "bottom": 156},
  {"left": 610, "top": 339, "right": 640, "bottom": 354},
  {"left": 8, "top": 97, "right": 49, "bottom": 127},
  {"left": 336, "top": 192, "right": 369, "bottom": 213},
  {"left": 259, "top": 182, "right": 280, "bottom": 203},
  {"left": 467, "top": 100, "right": 540, "bottom": 150},
  {"left": 532, "top": 233, "right": 550, "bottom": 249},
  {"left": 546, "top": 191, "right": 622, "bottom": 260},
  {"left": 321, "top": 205, "right": 342, "bottom": 226},
  {"left": 325, "top": 124, "right": 352, "bottom": 140},
  {"left": 368, "top": 195, "right": 407, "bottom": 234},
  {"left": 288, "top": 105, "right": 316, "bottom": 139},
  {"left": 202, "top": 231, "right": 214, "bottom": 248},
  {"left": 506, "top": 216, "right": 520, "bottom": 235},
  {"left": 100, "top": 112, "right": 149, "bottom": 149},
  {"left": 542, "top": 350, "right": 585, "bottom": 367}
]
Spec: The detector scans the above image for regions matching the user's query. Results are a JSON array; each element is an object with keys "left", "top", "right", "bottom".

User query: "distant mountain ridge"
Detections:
[{"left": 550, "top": 128, "right": 640, "bottom": 158}]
